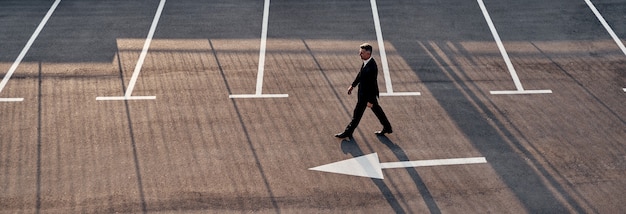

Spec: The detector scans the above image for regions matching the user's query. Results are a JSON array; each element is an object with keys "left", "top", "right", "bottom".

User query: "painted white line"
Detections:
[
  {"left": 256, "top": 0, "right": 270, "bottom": 95},
  {"left": 477, "top": 0, "right": 525, "bottom": 90},
  {"left": 477, "top": 0, "right": 552, "bottom": 95},
  {"left": 369, "top": 0, "right": 392, "bottom": 93},
  {"left": 585, "top": 0, "right": 626, "bottom": 56},
  {"left": 95, "top": 96, "right": 156, "bottom": 101},
  {"left": 0, "top": 0, "right": 61, "bottom": 102},
  {"left": 380, "top": 157, "right": 487, "bottom": 169},
  {"left": 309, "top": 153, "right": 487, "bottom": 179},
  {"left": 228, "top": 94, "right": 288, "bottom": 99},
  {"left": 584, "top": 0, "right": 626, "bottom": 92},
  {"left": 125, "top": 0, "right": 165, "bottom": 97},
  {"left": 0, "top": 98, "right": 25, "bottom": 102},
  {"left": 490, "top": 90, "right": 552, "bottom": 95},
  {"left": 230, "top": 0, "right": 287, "bottom": 99},
  {"left": 477, "top": 0, "right": 523, "bottom": 90},
  {"left": 380, "top": 92, "right": 421, "bottom": 96},
  {"left": 98, "top": 0, "right": 165, "bottom": 101},
  {"left": 369, "top": 0, "right": 420, "bottom": 97}
]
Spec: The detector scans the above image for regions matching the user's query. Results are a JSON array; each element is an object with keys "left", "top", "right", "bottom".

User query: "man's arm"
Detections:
[
  {"left": 347, "top": 85, "right": 372, "bottom": 107},
  {"left": 351, "top": 69, "right": 362, "bottom": 87},
  {"left": 349, "top": 67, "right": 362, "bottom": 95}
]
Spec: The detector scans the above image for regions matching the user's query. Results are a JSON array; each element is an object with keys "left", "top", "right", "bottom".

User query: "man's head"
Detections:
[{"left": 359, "top": 43, "right": 373, "bottom": 60}]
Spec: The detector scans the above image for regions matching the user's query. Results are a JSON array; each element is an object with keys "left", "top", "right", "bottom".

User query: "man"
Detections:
[{"left": 335, "top": 43, "right": 392, "bottom": 139}]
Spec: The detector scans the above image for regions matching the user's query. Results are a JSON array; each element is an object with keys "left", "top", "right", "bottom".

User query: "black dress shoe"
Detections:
[
  {"left": 375, "top": 129, "right": 393, "bottom": 136},
  {"left": 334, "top": 132, "right": 353, "bottom": 139}
]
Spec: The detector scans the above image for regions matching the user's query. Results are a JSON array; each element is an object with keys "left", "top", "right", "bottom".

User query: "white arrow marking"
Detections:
[
  {"left": 310, "top": 152, "right": 385, "bottom": 179},
  {"left": 309, "top": 153, "right": 487, "bottom": 179}
]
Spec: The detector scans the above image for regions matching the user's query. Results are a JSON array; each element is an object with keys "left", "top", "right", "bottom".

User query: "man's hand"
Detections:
[
  {"left": 347, "top": 86, "right": 354, "bottom": 95},
  {"left": 367, "top": 102, "right": 373, "bottom": 108}
]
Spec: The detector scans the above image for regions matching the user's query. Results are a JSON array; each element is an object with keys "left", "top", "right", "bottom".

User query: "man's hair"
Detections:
[{"left": 360, "top": 43, "right": 373, "bottom": 53}]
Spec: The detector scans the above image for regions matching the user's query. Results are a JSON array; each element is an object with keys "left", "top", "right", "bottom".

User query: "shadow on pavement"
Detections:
[
  {"left": 392, "top": 39, "right": 586, "bottom": 213},
  {"left": 340, "top": 137, "right": 448, "bottom": 214}
]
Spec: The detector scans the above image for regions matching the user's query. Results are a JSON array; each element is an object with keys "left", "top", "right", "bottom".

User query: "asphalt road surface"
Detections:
[{"left": 1, "top": 0, "right": 625, "bottom": 213}]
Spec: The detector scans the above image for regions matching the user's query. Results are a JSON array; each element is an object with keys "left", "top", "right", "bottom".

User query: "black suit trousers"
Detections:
[{"left": 344, "top": 97, "right": 391, "bottom": 135}]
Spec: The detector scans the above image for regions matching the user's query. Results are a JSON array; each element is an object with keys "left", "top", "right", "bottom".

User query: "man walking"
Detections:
[{"left": 335, "top": 43, "right": 392, "bottom": 139}]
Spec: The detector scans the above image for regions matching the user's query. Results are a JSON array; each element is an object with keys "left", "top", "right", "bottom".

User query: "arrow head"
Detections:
[{"left": 309, "top": 153, "right": 384, "bottom": 179}]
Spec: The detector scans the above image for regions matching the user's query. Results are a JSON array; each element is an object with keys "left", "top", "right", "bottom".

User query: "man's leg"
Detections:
[
  {"left": 339, "top": 101, "right": 368, "bottom": 137},
  {"left": 371, "top": 102, "right": 392, "bottom": 133},
  {"left": 335, "top": 101, "right": 367, "bottom": 138}
]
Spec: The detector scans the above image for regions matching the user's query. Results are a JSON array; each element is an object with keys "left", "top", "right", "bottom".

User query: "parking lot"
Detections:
[{"left": 1, "top": 0, "right": 625, "bottom": 213}]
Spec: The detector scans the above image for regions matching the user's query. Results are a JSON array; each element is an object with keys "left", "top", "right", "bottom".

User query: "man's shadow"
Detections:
[
  {"left": 339, "top": 138, "right": 406, "bottom": 213},
  {"left": 340, "top": 137, "right": 441, "bottom": 214},
  {"left": 375, "top": 135, "right": 441, "bottom": 214}
]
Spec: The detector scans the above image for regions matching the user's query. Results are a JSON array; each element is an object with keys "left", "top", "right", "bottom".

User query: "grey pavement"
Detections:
[{"left": 1, "top": 0, "right": 625, "bottom": 213}]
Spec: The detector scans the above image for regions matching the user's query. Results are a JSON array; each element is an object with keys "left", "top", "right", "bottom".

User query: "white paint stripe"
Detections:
[
  {"left": 96, "top": 96, "right": 156, "bottom": 101},
  {"left": 0, "top": 0, "right": 61, "bottom": 101},
  {"left": 379, "top": 92, "right": 421, "bottom": 96},
  {"left": 490, "top": 89, "right": 552, "bottom": 95},
  {"left": 585, "top": 0, "right": 626, "bottom": 56},
  {"left": 380, "top": 157, "right": 487, "bottom": 169},
  {"left": 584, "top": 0, "right": 626, "bottom": 92},
  {"left": 228, "top": 94, "right": 288, "bottom": 99},
  {"left": 123, "top": 0, "right": 166, "bottom": 98},
  {"left": 229, "top": 0, "right": 287, "bottom": 99},
  {"left": 0, "top": 98, "right": 25, "bottom": 102},
  {"left": 369, "top": 0, "right": 420, "bottom": 97},
  {"left": 255, "top": 0, "right": 271, "bottom": 95},
  {"left": 477, "top": 0, "right": 524, "bottom": 91},
  {"left": 369, "top": 0, "right": 393, "bottom": 94}
]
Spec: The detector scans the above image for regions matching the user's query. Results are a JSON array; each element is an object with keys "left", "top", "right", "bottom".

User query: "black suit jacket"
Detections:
[{"left": 351, "top": 58, "right": 380, "bottom": 103}]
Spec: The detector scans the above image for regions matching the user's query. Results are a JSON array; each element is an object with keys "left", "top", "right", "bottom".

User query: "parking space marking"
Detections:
[
  {"left": 229, "top": 0, "right": 288, "bottom": 99},
  {"left": 477, "top": 0, "right": 552, "bottom": 95},
  {"left": 584, "top": 0, "right": 626, "bottom": 56},
  {"left": 96, "top": 0, "right": 166, "bottom": 101},
  {"left": 0, "top": 0, "right": 61, "bottom": 102},
  {"left": 583, "top": 0, "right": 626, "bottom": 92},
  {"left": 369, "top": 0, "right": 421, "bottom": 97}
]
